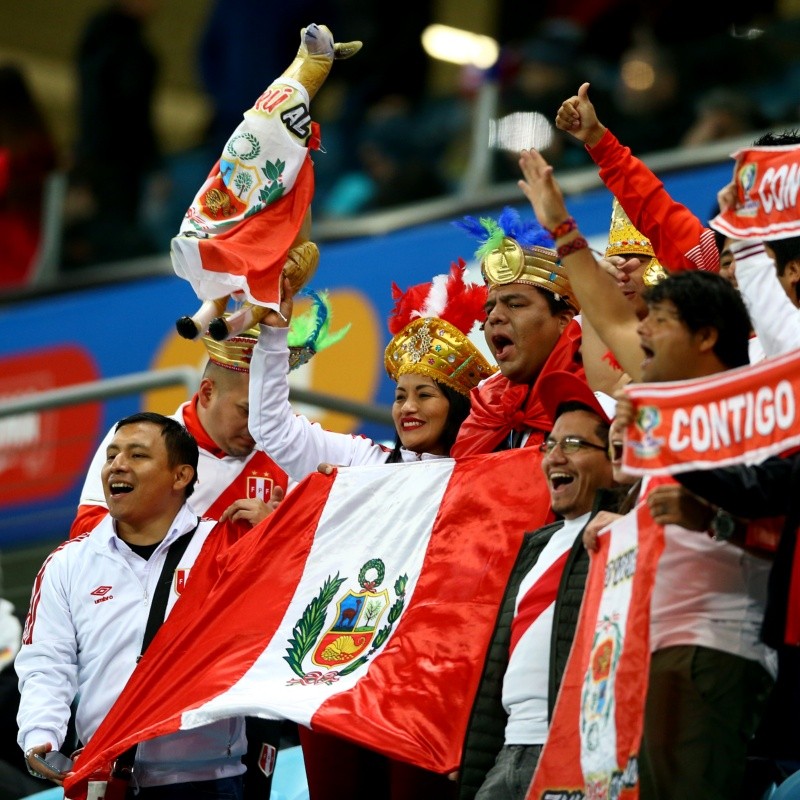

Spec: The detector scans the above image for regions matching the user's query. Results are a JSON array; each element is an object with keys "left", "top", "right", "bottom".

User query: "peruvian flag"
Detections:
[
  {"left": 64, "top": 449, "right": 551, "bottom": 799},
  {"left": 526, "top": 502, "right": 664, "bottom": 800},
  {"left": 170, "top": 77, "right": 317, "bottom": 309}
]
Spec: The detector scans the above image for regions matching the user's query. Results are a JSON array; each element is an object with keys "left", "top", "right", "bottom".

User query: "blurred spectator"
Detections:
[
  {"left": 62, "top": 0, "right": 163, "bottom": 269},
  {"left": 492, "top": 20, "right": 592, "bottom": 178},
  {"left": 0, "top": 64, "right": 58, "bottom": 291},
  {"left": 594, "top": 27, "right": 695, "bottom": 154},
  {"left": 681, "top": 87, "right": 768, "bottom": 147},
  {"left": 501, "top": 20, "right": 585, "bottom": 121},
  {"left": 310, "top": 2, "right": 437, "bottom": 212},
  {"left": 197, "top": 0, "right": 333, "bottom": 159},
  {"left": 319, "top": 95, "right": 447, "bottom": 218}
]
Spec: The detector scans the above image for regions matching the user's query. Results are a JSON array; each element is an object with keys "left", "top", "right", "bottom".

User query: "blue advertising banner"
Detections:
[{"left": 0, "top": 160, "right": 733, "bottom": 548}]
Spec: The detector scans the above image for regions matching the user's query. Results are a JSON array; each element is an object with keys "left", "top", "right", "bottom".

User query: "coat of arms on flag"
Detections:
[{"left": 286, "top": 560, "right": 401, "bottom": 681}]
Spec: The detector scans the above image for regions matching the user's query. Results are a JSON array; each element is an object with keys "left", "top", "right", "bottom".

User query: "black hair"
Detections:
[
  {"left": 385, "top": 380, "right": 472, "bottom": 462},
  {"left": 642, "top": 271, "right": 751, "bottom": 369},
  {"left": 553, "top": 400, "right": 611, "bottom": 449},
  {"left": 531, "top": 284, "right": 575, "bottom": 315},
  {"left": 752, "top": 130, "right": 800, "bottom": 148},
  {"left": 707, "top": 202, "right": 727, "bottom": 255},
  {"left": 114, "top": 411, "right": 199, "bottom": 498},
  {"left": 766, "top": 237, "right": 800, "bottom": 283}
]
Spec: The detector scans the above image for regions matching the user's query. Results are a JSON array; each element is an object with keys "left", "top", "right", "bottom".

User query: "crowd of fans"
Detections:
[{"left": 5, "top": 2, "right": 800, "bottom": 799}]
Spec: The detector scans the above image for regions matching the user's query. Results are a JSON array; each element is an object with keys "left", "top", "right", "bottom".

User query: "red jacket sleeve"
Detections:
[
  {"left": 588, "top": 129, "right": 720, "bottom": 274},
  {"left": 69, "top": 504, "right": 108, "bottom": 539}
]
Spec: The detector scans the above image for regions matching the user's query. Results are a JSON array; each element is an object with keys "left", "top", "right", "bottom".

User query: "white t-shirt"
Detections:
[{"left": 503, "top": 513, "right": 589, "bottom": 745}]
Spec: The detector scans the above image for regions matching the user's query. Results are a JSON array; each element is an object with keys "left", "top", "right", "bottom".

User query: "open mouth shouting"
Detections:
[
  {"left": 491, "top": 333, "right": 514, "bottom": 361},
  {"left": 640, "top": 341, "right": 654, "bottom": 372},
  {"left": 108, "top": 481, "right": 134, "bottom": 497},
  {"left": 548, "top": 470, "right": 574, "bottom": 496}
]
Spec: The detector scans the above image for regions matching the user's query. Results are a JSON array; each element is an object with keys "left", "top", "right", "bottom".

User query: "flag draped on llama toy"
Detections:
[{"left": 171, "top": 23, "right": 361, "bottom": 341}]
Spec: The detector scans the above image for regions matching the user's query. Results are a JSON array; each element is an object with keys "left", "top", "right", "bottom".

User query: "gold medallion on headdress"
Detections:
[
  {"left": 606, "top": 197, "right": 667, "bottom": 286},
  {"left": 455, "top": 207, "right": 580, "bottom": 312}
]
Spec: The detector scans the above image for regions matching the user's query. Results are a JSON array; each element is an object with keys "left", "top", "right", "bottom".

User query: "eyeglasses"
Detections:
[{"left": 539, "top": 436, "right": 608, "bottom": 456}]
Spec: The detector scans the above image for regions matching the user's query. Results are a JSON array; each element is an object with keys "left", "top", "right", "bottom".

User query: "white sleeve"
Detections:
[
  {"left": 15, "top": 554, "right": 79, "bottom": 753},
  {"left": 249, "top": 325, "right": 392, "bottom": 482},
  {"left": 77, "top": 423, "right": 115, "bottom": 509},
  {"left": 733, "top": 240, "right": 800, "bottom": 358}
]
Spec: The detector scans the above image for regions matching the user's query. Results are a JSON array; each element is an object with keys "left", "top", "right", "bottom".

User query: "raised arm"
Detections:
[
  {"left": 556, "top": 82, "right": 719, "bottom": 274},
  {"left": 248, "top": 279, "right": 392, "bottom": 480},
  {"left": 517, "top": 148, "right": 644, "bottom": 380}
]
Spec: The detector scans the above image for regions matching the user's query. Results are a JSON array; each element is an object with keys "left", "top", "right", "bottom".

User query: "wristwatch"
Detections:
[{"left": 709, "top": 508, "right": 738, "bottom": 542}]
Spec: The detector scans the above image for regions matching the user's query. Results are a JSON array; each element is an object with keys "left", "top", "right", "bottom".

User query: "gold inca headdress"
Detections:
[
  {"left": 203, "top": 291, "right": 349, "bottom": 373},
  {"left": 454, "top": 206, "right": 579, "bottom": 311},
  {"left": 384, "top": 261, "right": 496, "bottom": 396},
  {"left": 606, "top": 197, "right": 667, "bottom": 286},
  {"left": 203, "top": 324, "right": 259, "bottom": 373}
]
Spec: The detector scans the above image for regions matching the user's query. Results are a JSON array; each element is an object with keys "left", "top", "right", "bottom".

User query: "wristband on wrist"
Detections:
[
  {"left": 547, "top": 217, "right": 577, "bottom": 239},
  {"left": 557, "top": 236, "right": 589, "bottom": 259}
]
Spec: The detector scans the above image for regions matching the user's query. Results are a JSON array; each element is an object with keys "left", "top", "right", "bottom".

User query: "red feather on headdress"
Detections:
[{"left": 387, "top": 259, "right": 487, "bottom": 336}]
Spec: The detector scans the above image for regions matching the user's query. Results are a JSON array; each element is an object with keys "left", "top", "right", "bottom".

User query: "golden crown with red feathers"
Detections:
[{"left": 384, "top": 261, "right": 497, "bottom": 396}]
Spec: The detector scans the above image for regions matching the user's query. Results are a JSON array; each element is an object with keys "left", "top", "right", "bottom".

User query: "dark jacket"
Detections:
[
  {"left": 457, "top": 487, "right": 626, "bottom": 800},
  {"left": 677, "top": 454, "right": 800, "bottom": 761},
  {"left": 676, "top": 454, "right": 798, "bottom": 649}
]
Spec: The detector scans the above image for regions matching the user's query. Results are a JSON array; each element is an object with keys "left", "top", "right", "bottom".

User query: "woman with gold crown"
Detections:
[
  {"left": 248, "top": 267, "right": 495, "bottom": 481},
  {"left": 247, "top": 265, "right": 495, "bottom": 800}
]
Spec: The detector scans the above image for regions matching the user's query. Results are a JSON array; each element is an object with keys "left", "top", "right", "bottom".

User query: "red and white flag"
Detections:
[
  {"left": 170, "top": 77, "right": 317, "bottom": 308},
  {"left": 622, "top": 346, "right": 800, "bottom": 476},
  {"left": 710, "top": 144, "right": 800, "bottom": 240},
  {"left": 527, "top": 503, "right": 665, "bottom": 800},
  {"left": 64, "top": 449, "right": 552, "bottom": 799}
]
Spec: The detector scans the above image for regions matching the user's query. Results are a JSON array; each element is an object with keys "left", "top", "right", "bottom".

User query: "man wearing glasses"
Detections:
[{"left": 457, "top": 370, "right": 620, "bottom": 800}]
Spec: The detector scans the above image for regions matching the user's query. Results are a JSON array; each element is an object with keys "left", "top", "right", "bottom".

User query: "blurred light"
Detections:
[
  {"left": 490, "top": 112, "right": 554, "bottom": 153},
  {"left": 730, "top": 24, "right": 765, "bottom": 39},
  {"left": 421, "top": 24, "right": 499, "bottom": 69},
  {"left": 620, "top": 58, "right": 656, "bottom": 92}
]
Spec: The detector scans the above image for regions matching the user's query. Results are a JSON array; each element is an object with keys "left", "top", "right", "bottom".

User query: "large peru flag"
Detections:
[
  {"left": 527, "top": 502, "right": 665, "bottom": 800},
  {"left": 65, "top": 449, "right": 551, "bottom": 799}
]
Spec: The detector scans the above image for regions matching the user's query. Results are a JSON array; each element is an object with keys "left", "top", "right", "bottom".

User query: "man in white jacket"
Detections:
[{"left": 16, "top": 412, "right": 248, "bottom": 798}]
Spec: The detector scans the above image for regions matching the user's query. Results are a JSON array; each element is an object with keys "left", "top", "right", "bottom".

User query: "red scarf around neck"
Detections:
[
  {"left": 182, "top": 395, "right": 228, "bottom": 459},
  {"left": 451, "top": 320, "right": 585, "bottom": 457}
]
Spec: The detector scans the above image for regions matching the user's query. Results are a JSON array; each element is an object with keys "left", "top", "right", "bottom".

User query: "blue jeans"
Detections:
[
  {"left": 129, "top": 776, "right": 244, "bottom": 799},
  {"left": 475, "top": 744, "right": 544, "bottom": 800}
]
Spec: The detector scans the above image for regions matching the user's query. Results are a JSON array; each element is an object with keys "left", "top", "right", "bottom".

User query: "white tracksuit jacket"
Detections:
[{"left": 15, "top": 504, "right": 246, "bottom": 787}]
